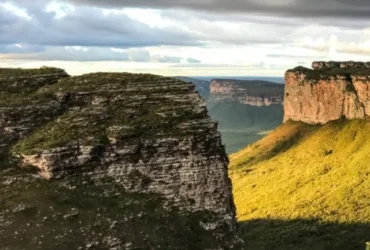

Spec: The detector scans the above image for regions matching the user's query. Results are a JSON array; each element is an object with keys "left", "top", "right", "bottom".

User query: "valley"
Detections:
[
  {"left": 177, "top": 77, "right": 285, "bottom": 153},
  {"left": 3, "top": 62, "right": 370, "bottom": 249}
]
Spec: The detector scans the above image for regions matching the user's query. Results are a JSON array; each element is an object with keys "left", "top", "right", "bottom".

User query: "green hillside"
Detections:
[{"left": 230, "top": 119, "right": 370, "bottom": 250}]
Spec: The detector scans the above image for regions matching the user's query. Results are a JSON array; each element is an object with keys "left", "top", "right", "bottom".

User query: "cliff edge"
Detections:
[
  {"left": 0, "top": 68, "right": 238, "bottom": 249},
  {"left": 284, "top": 61, "right": 370, "bottom": 124}
]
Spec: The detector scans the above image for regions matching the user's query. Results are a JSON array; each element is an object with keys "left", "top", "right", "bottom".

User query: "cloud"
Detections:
[
  {"left": 267, "top": 54, "right": 326, "bottom": 59},
  {"left": 336, "top": 41, "right": 370, "bottom": 55},
  {"left": 0, "top": 2, "right": 201, "bottom": 48},
  {"left": 0, "top": 43, "right": 45, "bottom": 54},
  {"left": 67, "top": 0, "right": 370, "bottom": 19},
  {"left": 293, "top": 37, "right": 330, "bottom": 52},
  {"left": 1, "top": 46, "right": 128, "bottom": 61},
  {"left": 1, "top": 46, "right": 189, "bottom": 62},
  {"left": 187, "top": 58, "right": 201, "bottom": 63},
  {"left": 152, "top": 55, "right": 182, "bottom": 63},
  {"left": 4, "top": 0, "right": 370, "bottom": 75},
  {"left": 127, "top": 50, "right": 151, "bottom": 62}
]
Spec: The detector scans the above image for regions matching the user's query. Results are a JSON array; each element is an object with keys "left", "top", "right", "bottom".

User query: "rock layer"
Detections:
[
  {"left": 284, "top": 63, "right": 370, "bottom": 124},
  {"left": 210, "top": 79, "right": 284, "bottom": 106},
  {"left": 0, "top": 68, "right": 238, "bottom": 249}
]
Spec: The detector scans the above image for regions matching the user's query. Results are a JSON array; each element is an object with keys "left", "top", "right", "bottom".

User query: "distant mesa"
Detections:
[{"left": 209, "top": 79, "right": 284, "bottom": 107}]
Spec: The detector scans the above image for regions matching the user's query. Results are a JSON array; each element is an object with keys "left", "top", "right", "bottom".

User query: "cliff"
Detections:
[
  {"left": 0, "top": 68, "right": 238, "bottom": 249},
  {"left": 284, "top": 61, "right": 370, "bottom": 124},
  {"left": 209, "top": 79, "right": 284, "bottom": 106}
]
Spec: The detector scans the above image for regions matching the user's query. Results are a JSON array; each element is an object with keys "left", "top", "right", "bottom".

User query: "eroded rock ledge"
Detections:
[
  {"left": 0, "top": 67, "right": 238, "bottom": 249},
  {"left": 284, "top": 62, "right": 370, "bottom": 124}
]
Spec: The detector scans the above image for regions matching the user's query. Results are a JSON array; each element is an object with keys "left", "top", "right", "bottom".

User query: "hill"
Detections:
[
  {"left": 230, "top": 61, "right": 370, "bottom": 249},
  {"left": 230, "top": 119, "right": 370, "bottom": 249}
]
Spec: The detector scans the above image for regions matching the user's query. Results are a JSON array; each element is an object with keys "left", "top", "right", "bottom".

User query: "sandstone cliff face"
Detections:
[
  {"left": 210, "top": 79, "right": 284, "bottom": 106},
  {"left": 0, "top": 68, "right": 238, "bottom": 249},
  {"left": 284, "top": 63, "right": 370, "bottom": 124}
]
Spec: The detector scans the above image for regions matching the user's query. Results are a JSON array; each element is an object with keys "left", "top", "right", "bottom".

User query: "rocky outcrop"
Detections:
[
  {"left": 0, "top": 68, "right": 239, "bottom": 249},
  {"left": 312, "top": 61, "right": 370, "bottom": 70},
  {"left": 284, "top": 62, "right": 370, "bottom": 124},
  {"left": 210, "top": 79, "right": 284, "bottom": 106}
]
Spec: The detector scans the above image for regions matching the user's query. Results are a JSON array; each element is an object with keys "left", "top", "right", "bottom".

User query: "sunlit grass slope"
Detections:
[{"left": 230, "top": 119, "right": 370, "bottom": 223}]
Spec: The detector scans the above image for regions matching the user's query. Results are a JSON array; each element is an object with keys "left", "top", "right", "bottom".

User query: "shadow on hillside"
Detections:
[{"left": 239, "top": 219, "right": 370, "bottom": 250}]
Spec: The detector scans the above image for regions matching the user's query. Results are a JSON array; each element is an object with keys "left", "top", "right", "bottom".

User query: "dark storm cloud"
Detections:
[{"left": 68, "top": 0, "right": 370, "bottom": 18}]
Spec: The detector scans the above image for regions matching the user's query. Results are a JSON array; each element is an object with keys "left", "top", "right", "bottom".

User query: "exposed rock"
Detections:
[
  {"left": 0, "top": 68, "right": 239, "bottom": 249},
  {"left": 312, "top": 61, "right": 370, "bottom": 70},
  {"left": 284, "top": 64, "right": 370, "bottom": 124},
  {"left": 209, "top": 79, "right": 284, "bottom": 106}
]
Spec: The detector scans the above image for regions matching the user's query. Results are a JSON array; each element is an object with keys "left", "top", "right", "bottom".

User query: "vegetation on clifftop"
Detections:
[
  {"left": 287, "top": 66, "right": 370, "bottom": 81},
  {"left": 0, "top": 67, "right": 66, "bottom": 78},
  {"left": 11, "top": 72, "right": 208, "bottom": 155},
  {"left": 0, "top": 67, "right": 68, "bottom": 106}
]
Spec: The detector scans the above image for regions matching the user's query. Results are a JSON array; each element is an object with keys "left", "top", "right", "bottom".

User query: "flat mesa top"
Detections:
[
  {"left": 0, "top": 67, "right": 68, "bottom": 78},
  {"left": 286, "top": 61, "right": 370, "bottom": 81}
]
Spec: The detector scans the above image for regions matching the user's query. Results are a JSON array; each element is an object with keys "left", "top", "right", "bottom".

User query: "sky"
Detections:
[{"left": 1, "top": 0, "right": 370, "bottom": 76}]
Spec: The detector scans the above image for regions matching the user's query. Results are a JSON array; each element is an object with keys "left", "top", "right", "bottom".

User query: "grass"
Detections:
[
  {"left": 230, "top": 119, "right": 370, "bottom": 249},
  {"left": 0, "top": 67, "right": 66, "bottom": 78},
  {"left": 287, "top": 66, "right": 370, "bottom": 82},
  {"left": 0, "top": 167, "right": 237, "bottom": 249},
  {"left": 11, "top": 72, "right": 206, "bottom": 155}
]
